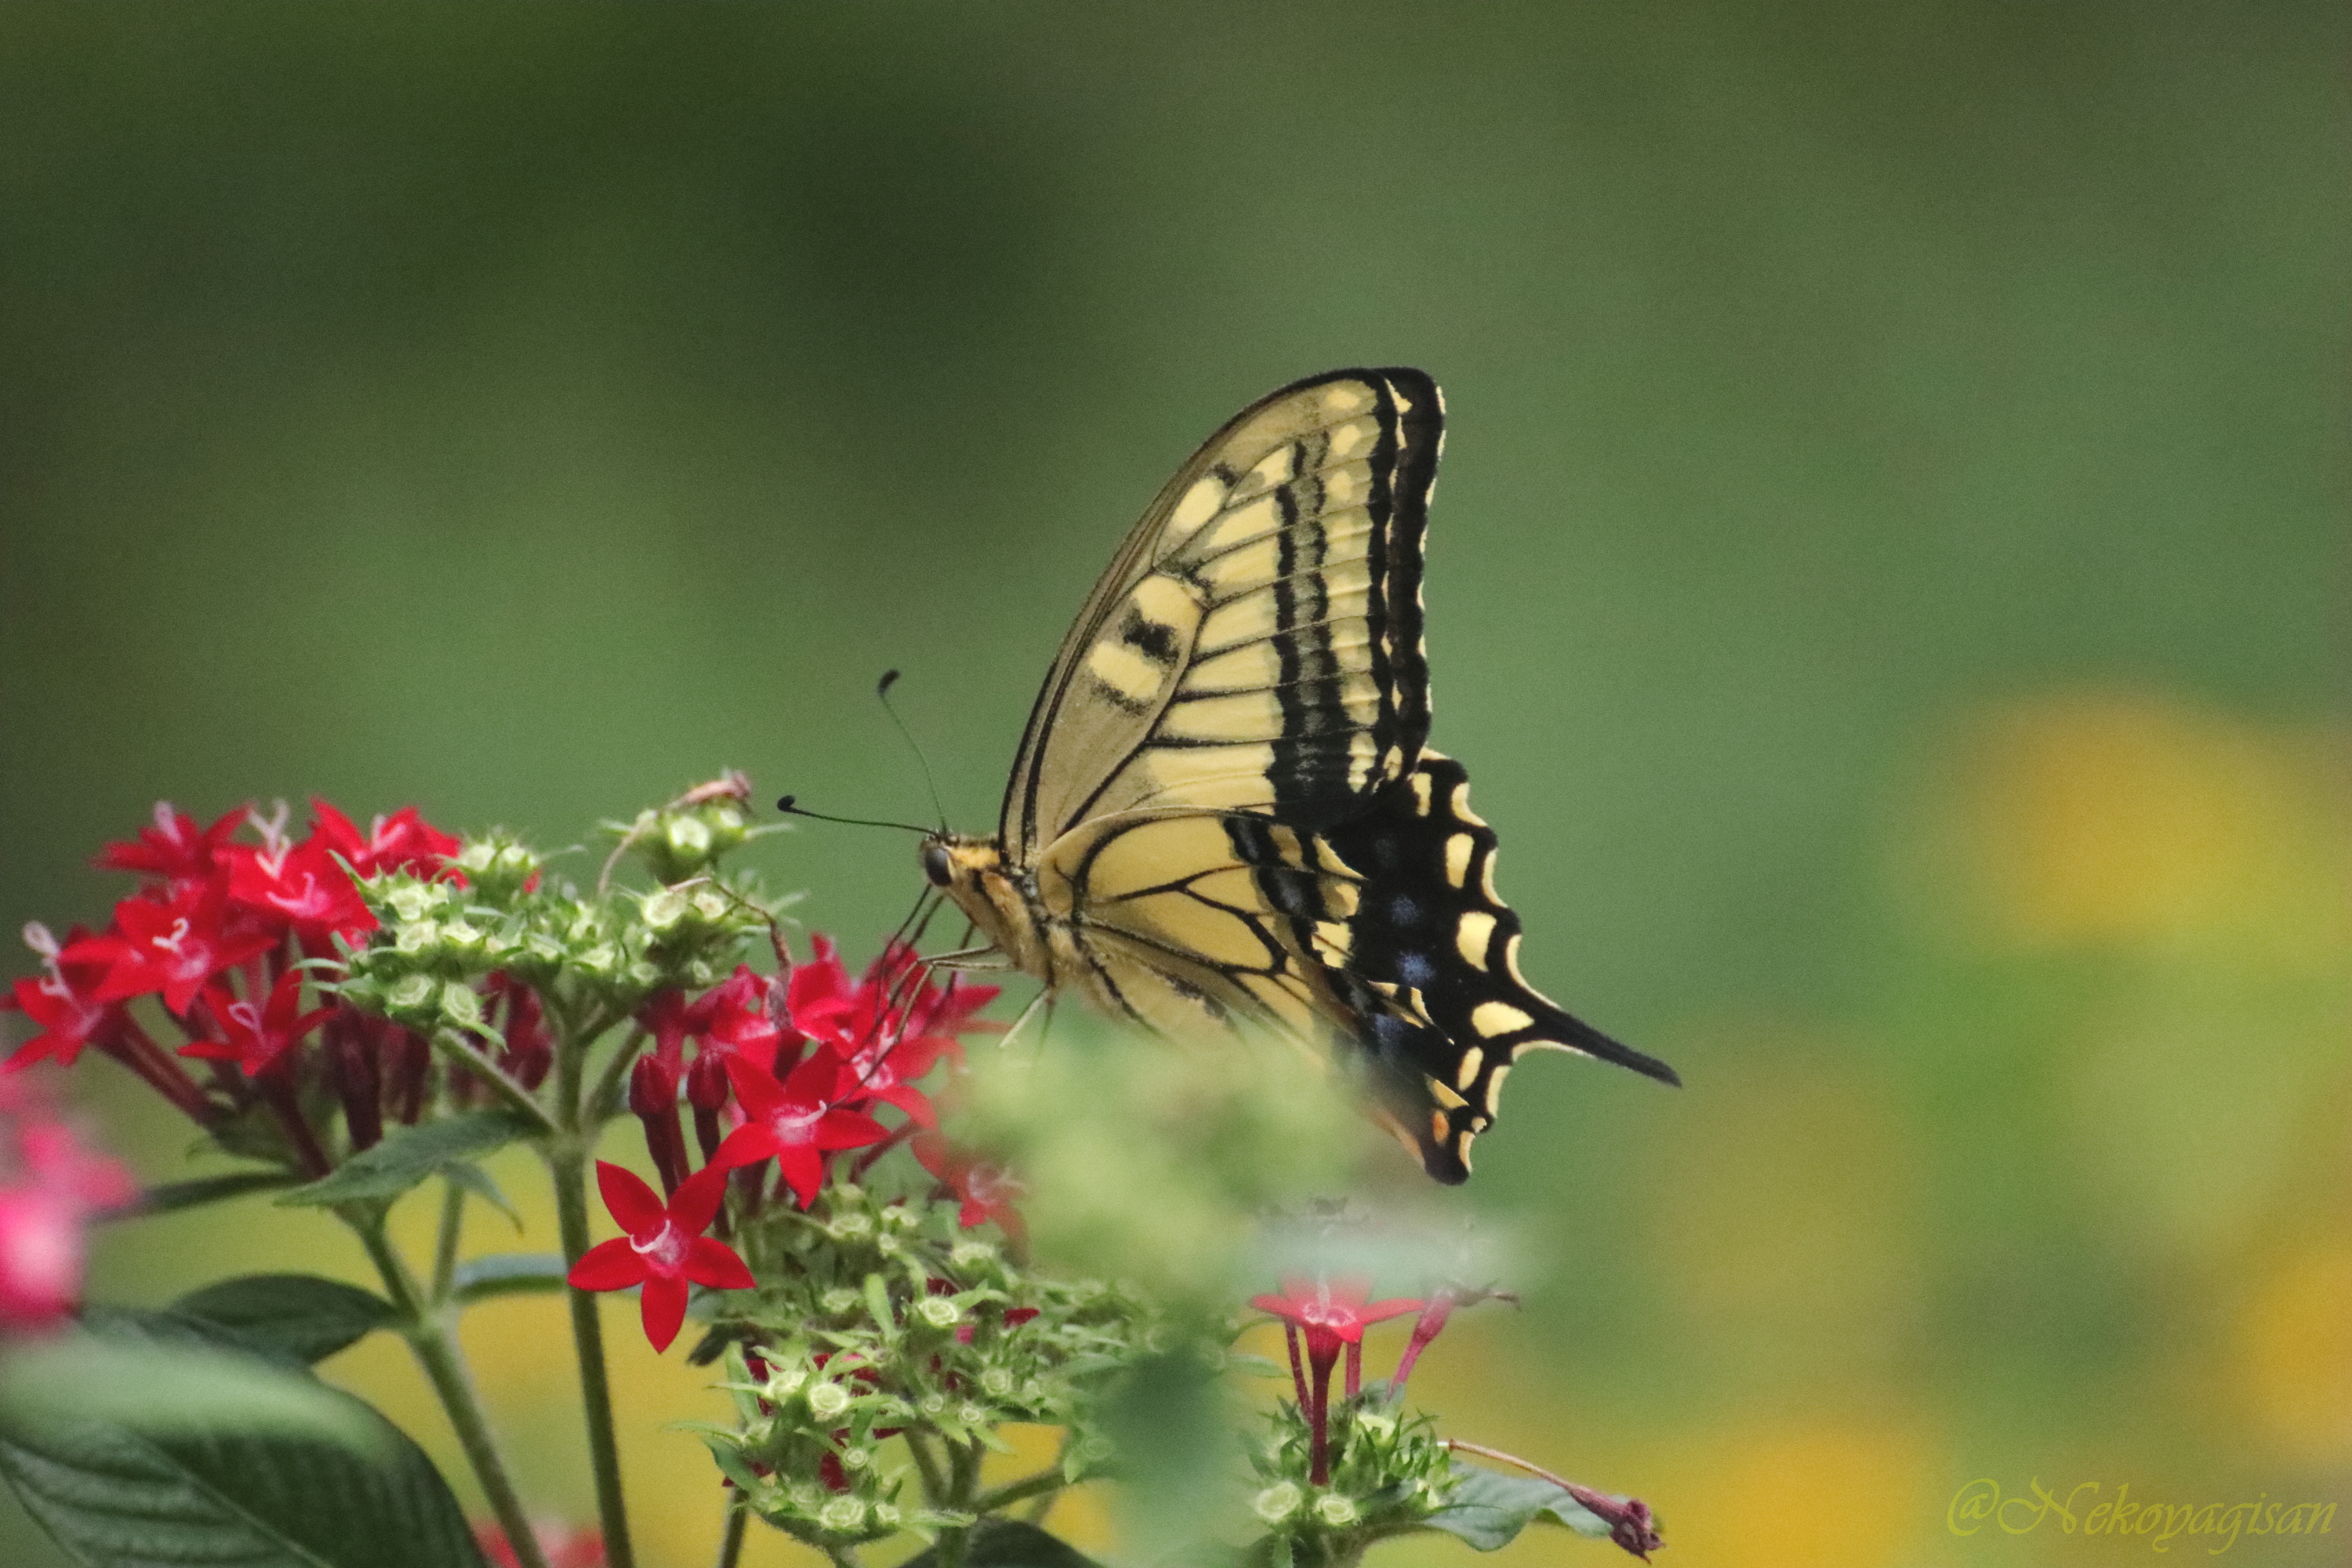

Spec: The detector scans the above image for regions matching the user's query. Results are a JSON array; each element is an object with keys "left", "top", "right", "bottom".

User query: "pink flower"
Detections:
[
  {"left": 472, "top": 1520, "right": 605, "bottom": 1568},
  {"left": 66, "top": 882, "right": 275, "bottom": 1017},
  {"left": 567, "top": 1161, "right": 752, "bottom": 1352},
  {"left": 711, "top": 1049, "right": 888, "bottom": 1207},
  {"left": 178, "top": 971, "right": 334, "bottom": 1079},
  {"left": 0, "top": 1083, "right": 136, "bottom": 1332}
]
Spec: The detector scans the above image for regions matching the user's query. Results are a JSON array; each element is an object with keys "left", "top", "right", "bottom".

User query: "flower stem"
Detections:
[
  {"left": 351, "top": 1214, "right": 549, "bottom": 1568},
  {"left": 428, "top": 1025, "right": 557, "bottom": 1134},
  {"left": 970, "top": 1466, "right": 1067, "bottom": 1514},
  {"left": 712, "top": 1491, "right": 748, "bottom": 1568},
  {"left": 552, "top": 1134, "right": 636, "bottom": 1568},
  {"left": 905, "top": 1430, "right": 948, "bottom": 1508},
  {"left": 430, "top": 1174, "right": 466, "bottom": 1302}
]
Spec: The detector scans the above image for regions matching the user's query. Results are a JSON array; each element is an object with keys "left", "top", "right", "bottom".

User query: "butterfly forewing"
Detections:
[{"left": 1000, "top": 369, "right": 1441, "bottom": 859}]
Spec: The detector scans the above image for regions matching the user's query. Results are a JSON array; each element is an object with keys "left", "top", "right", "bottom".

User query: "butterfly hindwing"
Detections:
[
  {"left": 1236, "top": 752, "right": 1681, "bottom": 1181},
  {"left": 1001, "top": 368, "right": 1441, "bottom": 859}
]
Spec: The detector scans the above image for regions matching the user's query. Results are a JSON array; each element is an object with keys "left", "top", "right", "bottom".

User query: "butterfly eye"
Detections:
[{"left": 920, "top": 841, "right": 953, "bottom": 888}]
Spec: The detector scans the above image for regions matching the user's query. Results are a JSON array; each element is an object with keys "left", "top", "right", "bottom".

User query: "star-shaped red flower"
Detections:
[
  {"left": 913, "top": 1133, "right": 1027, "bottom": 1247},
  {"left": 179, "top": 971, "right": 334, "bottom": 1079},
  {"left": 786, "top": 938, "right": 996, "bottom": 1091},
  {"left": 225, "top": 838, "right": 377, "bottom": 948},
  {"left": 95, "top": 803, "right": 242, "bottom": 889},
  {"left": 2, "top": 930, "right": 128, "bottom": 1071},
  {"left": 308, "top": 800, "right": 460, "bottom": 879},
  {"left": 567, "top": 1161, "right": 752, "bottom": 1352},
  {"left": 711, "top": 1048, "right": 887, "bottom": 1207},
  {"left": 65, "top": 883, "right": 275, "bottom": 1017},
  {"left": 1251, "top": 1275, "right": 1425, "bottom": 1354}
]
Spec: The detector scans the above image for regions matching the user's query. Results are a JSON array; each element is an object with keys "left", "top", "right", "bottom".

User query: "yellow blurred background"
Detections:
[{"left": 2, "top": 5, "right": 2342, "bottom": 1565}]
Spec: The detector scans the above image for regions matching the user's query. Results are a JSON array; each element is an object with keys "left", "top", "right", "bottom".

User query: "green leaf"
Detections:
[
  {"left": 171, "top": 1273, "right": 401, "bottom": 1364},
  {"left": 901, "top": 1520, "right": 1106, "bottom": 1568},
  {"left": 451, "top": 1253, "right": 568, "bottom": 1306},
  {"left": 1424, "top": 1462, "right": 1615, "bottom": 1551},
  {"left": 443, "top": 1160, "right": 521, "bottom": 1229},
  {"left": 0, "top": 1308, "right": 485, "bottom": 1568},
  {"left": 116, "top": 1169, "right": 299, "bottom": 1219},
  {"left": 278, "top": 1109, "right": 536, "bottom": 1207}
]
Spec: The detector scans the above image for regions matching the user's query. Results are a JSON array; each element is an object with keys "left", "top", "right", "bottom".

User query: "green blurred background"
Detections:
[{"left": 2, "top": 4, "right": 2343, "bottom": 1564}]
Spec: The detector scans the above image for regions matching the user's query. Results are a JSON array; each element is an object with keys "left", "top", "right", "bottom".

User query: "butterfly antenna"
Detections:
[
  {"left": 773, "top": 797, "right": 935, "bottom": 836},
  {"left": 875, "top": 669, "right": 950, "bottom": 834}
]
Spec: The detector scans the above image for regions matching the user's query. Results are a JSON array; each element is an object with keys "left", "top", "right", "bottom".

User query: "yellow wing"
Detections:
[{"left": 998, "top": 368, "right": 1443, "bottom": 862}]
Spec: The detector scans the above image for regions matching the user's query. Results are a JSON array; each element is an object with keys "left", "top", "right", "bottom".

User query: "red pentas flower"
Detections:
[
  {"left": 913, "top": 1133, "right": 1027, "bottom": 1248},
  {"left": 95, "top": 802, "right": 242, "bottom": 889},
  {"left": 3, "top": 927, "right": 128, "bottom": 1071},
  {"left": 787, "top": 938, "right": 996, "bottom": 1084},
  {"left": 224, "top": 837, "right": 376, "bottom": 949},
  {"left": 179, "top": 971, "right": 335, "bottom": 1079},
  {"left": 1253, "top": 1275, "right": 1425, "bottom": 1356},
  {"left": 713, "top": 1049, "right": 889, "bottom": 1207},
  {"left": 65, "top": 881, "right": 274, "bottom": 1018},
  {"left": 568, "top": 1161, "right": 753, "bottom": 1352},
  {"left": 308, "top": 800, "right": 460, "bottom": 879},
  {"left": 1254, "top": 1276, "right": 1424, "bottom": 1486}
]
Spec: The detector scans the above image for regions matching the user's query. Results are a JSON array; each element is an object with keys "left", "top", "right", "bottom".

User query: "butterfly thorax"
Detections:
[{"left": 920, "top": 833, "right": 1058, "bottom": 985}]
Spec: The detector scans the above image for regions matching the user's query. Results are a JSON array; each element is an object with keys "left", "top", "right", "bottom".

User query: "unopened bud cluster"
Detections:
[{"left": 695, "top": 1179, "right": 1158, "bottom": 1550}]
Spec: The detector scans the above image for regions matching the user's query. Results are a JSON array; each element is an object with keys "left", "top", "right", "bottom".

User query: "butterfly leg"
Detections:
[{"left": 995, "top": 987, "right": 1054, "bottom": 1051}]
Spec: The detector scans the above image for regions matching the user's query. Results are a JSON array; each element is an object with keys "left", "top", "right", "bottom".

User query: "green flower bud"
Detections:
[
  {"left": 915, "top": 1296, "right": 961, "bottom": 1330},
  {"left": 665, "top": 815, "right": 713, "bottom": 859},
  {"left": 385, "top": 882, "right": 443, "bottom": 923},
  {"left": 1314, "top": 1494, "right": 1359, "bottom": 1527},
  {"left": 440, "top": 982, "right": 484, "bottom": 1030},
  {"left": 395, "top": 920, "right": 441, "bottom": 956},
  {"left": 387, "top": 975, "right": 435, "bottom": 1013},
  {"left": 807, "top": 1382, "right": 851, "bottom": 1421},
  {"left": 817, "top": 1495, "right": 866, "bottom": 1533},
  {"left": 641, "top": 887, "right": 688, "bottom": 931},
  {"left": 1254, "top": 1483, "right": 1302, "bottom": 1523},
  {"left": 979, "top": 1367, "right": 1013, "bottom": 1397},
  {"left": 821, "top": 1287, "right": 860, "bottom": 1315}
]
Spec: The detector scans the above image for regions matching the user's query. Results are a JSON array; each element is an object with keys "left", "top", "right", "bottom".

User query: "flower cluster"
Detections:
[
  {"left": 3, "top": 800, "right": 464, "bottom": 1174},
  {"left": 0, "top": 1076, "right": 135, "bottom": 1330},
  {"left": 572, "top": 938, "right": 1009, "bottom": 1348},
  {"left": 556, "top": 927, "right": 1161, "bottom": 1551},
  {"left": 702, "top": 1186, "right": 1151, "bottom": 1551}
]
